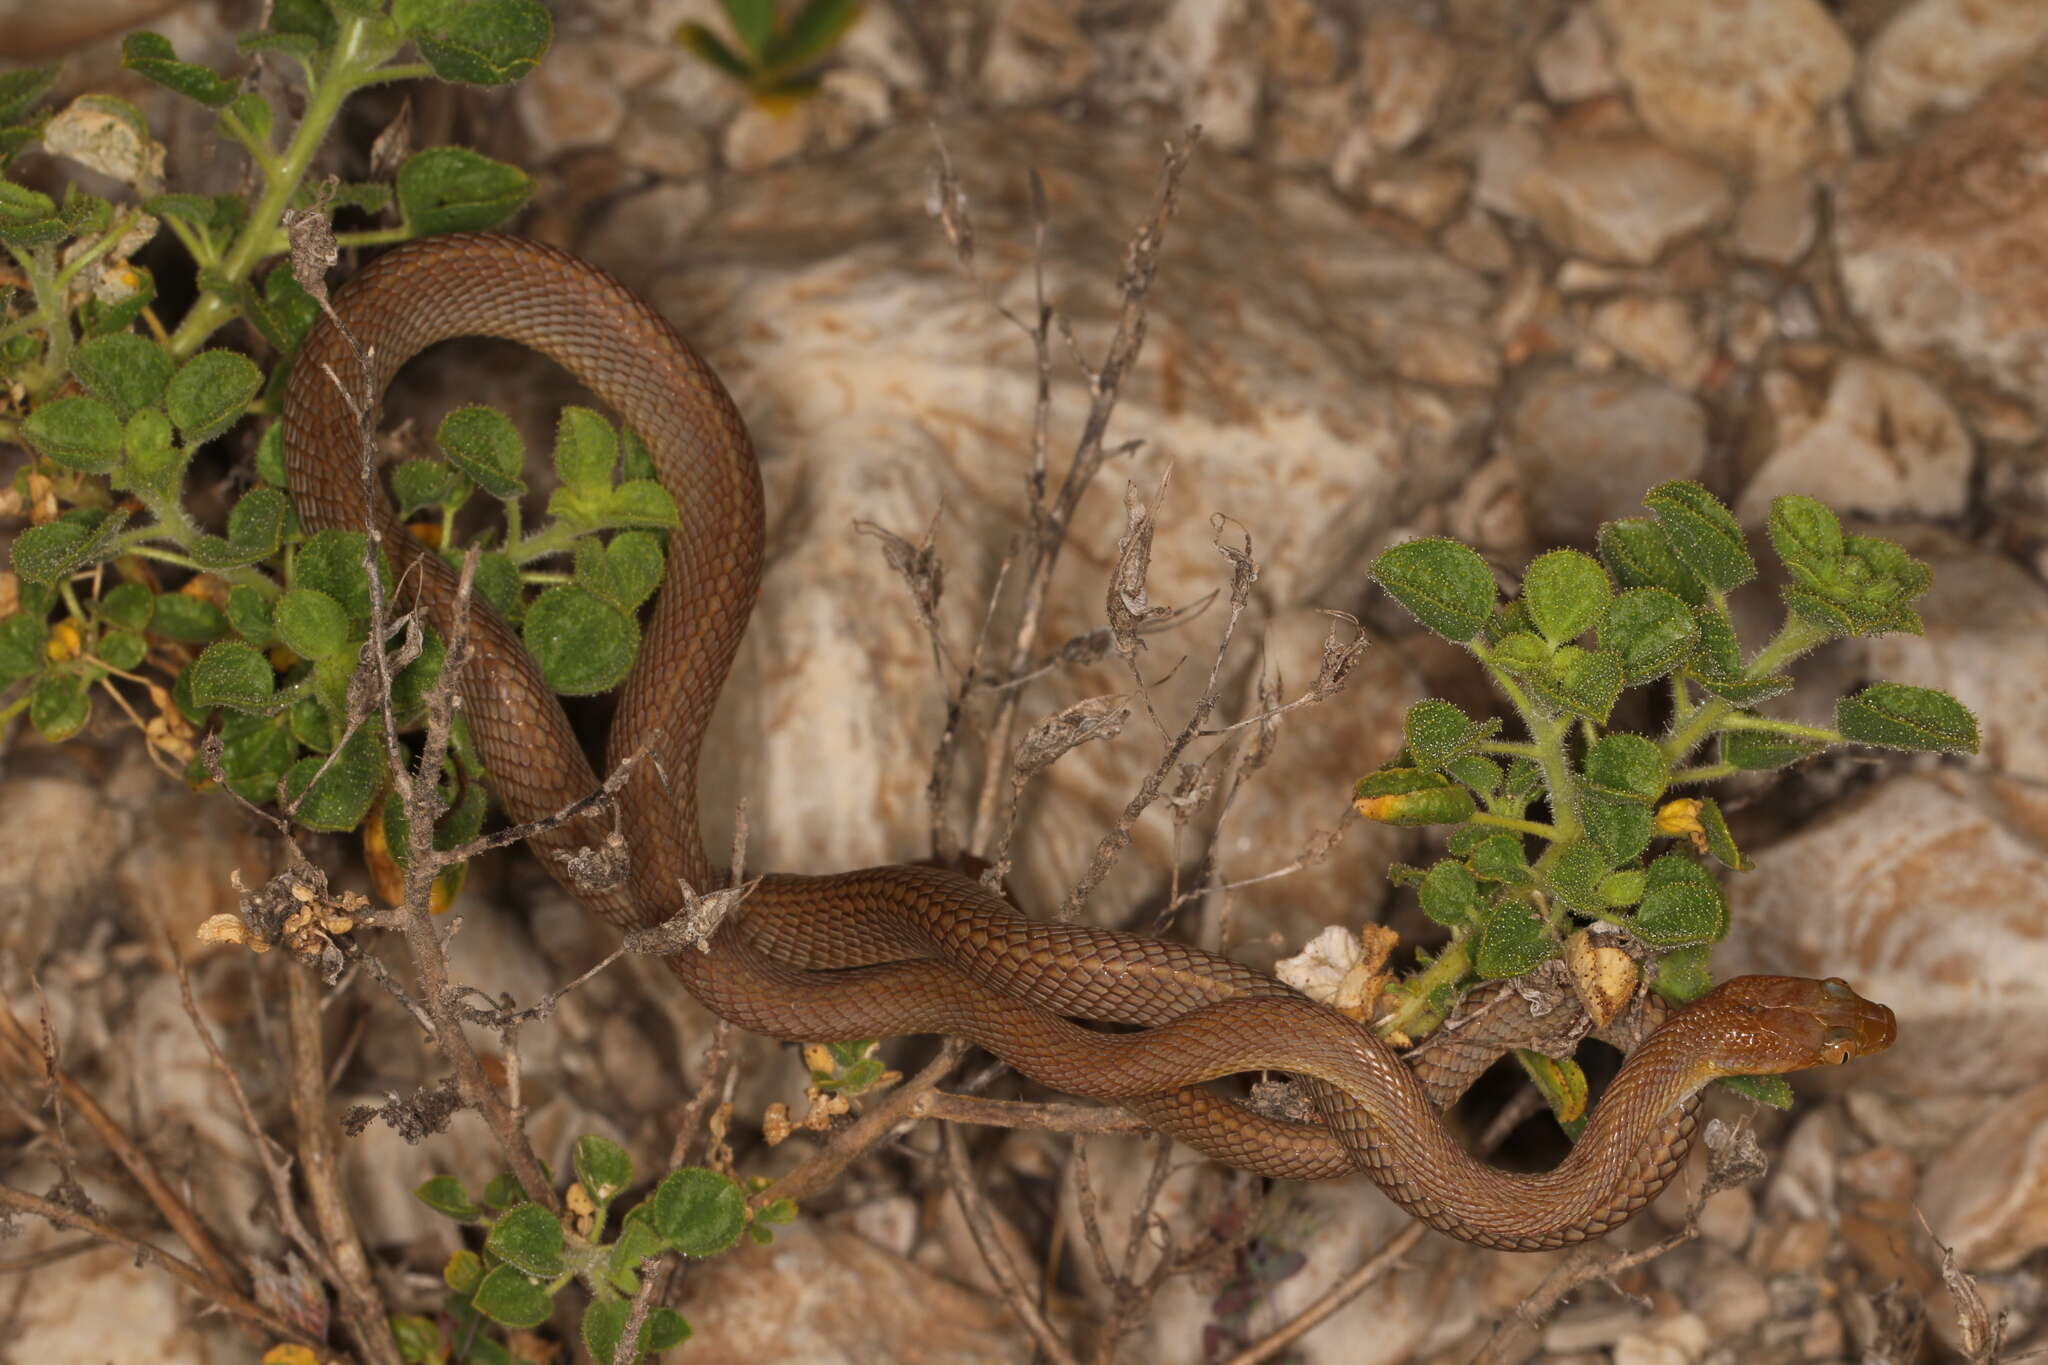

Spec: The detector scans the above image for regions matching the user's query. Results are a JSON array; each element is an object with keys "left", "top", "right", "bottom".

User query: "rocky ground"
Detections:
[{"left": 4, "top": 1, "right": 2048, "bottom": 1362}]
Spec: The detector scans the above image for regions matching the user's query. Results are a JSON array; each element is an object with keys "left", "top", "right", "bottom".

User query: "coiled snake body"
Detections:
[{"left": 282, "top": 234, "right": 1895, "bottom": 1250}]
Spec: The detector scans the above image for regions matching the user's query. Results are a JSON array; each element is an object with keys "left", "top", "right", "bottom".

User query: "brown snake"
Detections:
[{"left": 281, "top": 233, "right": 1896, "bottom": 1250}]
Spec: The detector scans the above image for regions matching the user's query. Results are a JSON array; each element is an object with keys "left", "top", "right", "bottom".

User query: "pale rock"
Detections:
[
  {"left": 1596, "top": 0, "right": 1854, "bottom": 179},
  {"left": 1839, "top": 1144, "right": 1918, "bottom": 1204},
  {"left": 1504, "top": 368, "right": 1708, "bottom": 541},
  {"left": 1480, "top": 126, "right": 1732, "bottom": 266},
  {"left": 1361, "top": 13, "right": 1455, "bottom": 153},
  {"left": 1362, "top": 161, "right": 1470, "bottom": 228},
  {"left": 1749, "top": 1216, "right": 1831, "bottom": 1275},
  {"left": 835, "top": 0, "right": 929, "bottom": 94},
  {"left": 1723, "top": 772, "right": 2048, "bottom": 1094},
  {"left": 1696, "top": 1185, "right": 1757, "bottom": 1251},
  {"left": 1725, "top": 297, "right": 1777, "bottom": 367},
  {"left": 1588, "top": 293, "right": 1710, "bottom": 389},
  {"left": 633, "top": 116, "right": 1488, "bottom": 908},
  {"left": 113, "top": 786, "right": 278, "bottom": 966},
  {"left": 516, "top": 38, "right": 669, "bottom": 160},
  {"left": 1731, "top": 177, "right": 1817, "bottom": 266},
  {"left": 1545, "top": 1307, "right": 1648, "bottom": 1353},
  {"left": 1736, "top": 357, "right": 1972, "bottom": 524},
  {"left": 1861, "top": 528, "right": 2048, "bottom": 784},
  {"left": 1836, "top": 82, "right": 2048, "bottom": 423},
  {"left": 1261, "top": 0, "right": 1348, "bottom": 87},
  {"left": 1767, "top": 1108, "right": 1841, "bottom": 1222},
  {"left": 1921, "top": 1081, "right": 2048, "bottom": 1269},
  {"left": 1614, "top": 1314, "right": 1709, "bottom": 1365},
  {"left": 1447, "top": 453, "right": 1532, "bottom": 561},
  {"left": 982, "top": 0, "right": 1093, "bottom": 106},
  {"left": 0, "top": 1220, "right": 239, "bottom": 1361},
  {"left": 1394, "top": 320, "right": 1501, "bottom": 389},
  {"left": 616, "top": 99, "right": 712, "bottom": 180},
  {"left": 682, "top": 1223, "right": 1031, "bottom": 1363},
  {"left": 1858, "top": 0, "right": 2048, "bottom": 147},
  {"left": 1841, "top": 1088, "right": 1984, "bottom": 1159},
  {"left": 1441, "top": 210, "right": 1515, "bottom": 275},
  {"left": 722, "top": 101, "right": 812, "bottom": 172},
  {"left": 1536, "top": 5, "right": 1619, "bottom": 105},
  {"left": 1269, "top": 81, "right": 1358, "bottom": 171},
  {"left": 1152, "top": 0, "right": 1262, "bottom": 152},
  {"left": 843, "top": 1193, "right": 919, "bottom": 1257},
  {"left": 0, "top": 776, "right": 130, "bottom": 974},
  {"left": 1695, "top": 1262, "right": 1773, "bottom": 1338},
  {"left": 579, "top": 182, "right": 714, "bottom": 284},
  {"left": 814, "top": 66, "right": 892, "bottom": 154}
]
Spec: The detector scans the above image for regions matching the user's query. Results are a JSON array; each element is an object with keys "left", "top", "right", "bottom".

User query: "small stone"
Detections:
[
  {"left": 814, "top": 66, "right": 891, "bottom": 154},
  {"left": 583, "top": 182, "right": 714, "bottom": 275},
  {"left": 1750, "top": 1217, "right": 1831, "bottom": 1275},
  {"left": 1596, "top": 0, "right": 1854, "bottom": 179},
  {"left": 1840, "top": 1145, "right": 1919, "bottom": 1204},
  {"left": 1695, "top": 1263, "right": 1773, "bottom": 1338},
  {"left": 1442, "top": 211, "right": 1515, "bottom": 274},
  {"left": 1731, "top": 177, "right": 1817, "bottom": 266},
  {"left": 1545, "top": 1307, "right": 1648, "bottom": 1354},
  {"left": 1504, "top": 368, "right": 1708, "bottom": 541},
  {"left": 1269, "top": 81, "right": 1357, "bottom": 171},
  {"left": 722, "top": 101, "right": 812, "bottom": 172},
  {"left": 1362, "top": 161, "right": 1469, "bottom": 228},
  {"left": 1614, "top": 1312, "right": 1709, "bottom": 1365},
  {"left": 843, "top": 1194, "right": 918, "bottom": 1257},
  {"left": 1361, "top": 13, "right": 1455, "bottom": 153},
  {"left": 1858, "top": 0, "right": 2048, "bottom": 148},
  {"left": 1482, "top": 127, "right": 1732, "bottom": 266},
  {"left": 981, "top": 0, "right": 1092, "bottom": 106},
  {"left": 1736, "top": 356, "right": 1973, "bottom": 523},
  {"left": 617, "top": 100, "right": 712, "bottom": 180},
  {"left": 1588, "top": 294, "right": 1710, "bottom": 388},
  {"left": 1800, "top": 1310, "right": 1846, "bottom": 1360},
  {"left": 1768, "top": 1111, "right": 1842, "bottom": 1222},
  {"left": 1261, "top": 0, "right": 1348, "bottom": 86},
  {"left": 1922, "top": 1081, "right": 2048, "bottom": 1269},
  {"left": 1696, "top": 1186, "right": 1756, "bottom": 1251},
  {"left": 1535, "top": 5, "right": 1619, "bottom": 105},
  {"left": 1393, "top": 322, "right": 1500, "bottom": 389},
  {"left": 516, "top": 39, "right": 668, "bottom": 160}
]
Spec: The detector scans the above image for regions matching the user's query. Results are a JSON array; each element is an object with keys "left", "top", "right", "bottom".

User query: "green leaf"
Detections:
[
  {"left": 98, "top": 627, "right": 146, "bottom": 671},
  {"left": 123, "top": 408, "right": 181, "bottom": 486},
  {"left": 188, "top": 639, "right": 275, "bottom": 713},
  {"left": 676, "top": 24, "right": 757, "bottom": 81},
  {"left": 1371, "top": 538, "right": 1496, "bottom": 643},
  {"left": 583, "top": 1300, "right": 690, "bottom": 1364},
  {"left": 81, "top": 264, "right": 157, "bottom": 338},
  {"left": 1642, "top": 480, "right": 1754, "bottom": 594},
  {"left": 1685, "top": 603, "right": 1791, "bottom": 706},
  {"left": 275, "top": 587, "right": 353, "bottom": 660},
  {"left": 1520, "top": 549, "right": 1611, "bottom": 646},
  {"left": 165, "top": 349, "right": 262, "bottom": 444},
  {"left": 1473, "top": 898, "right": 1557, "bottom": 979},
  {"left": 193, "top": 486, "right": 290, "bottom": 569},
  {"left": 223, "top": 90, "right": 272, "bottom": 145},
  {"left": 721, "top": 0, "right": 776, "bottom": 57},
  {"left": 608, "top": 1208, "right": 670, "bottom": 1293},
  {"left": 1526, "top": 646, "right": 1625, "bottom": 724},
  {"left": 1773, "top": 503, "right": 1934, "bottom": 640},
  {"left": 552, "top": 406, "right": 617, "bottom": 495},
  {"left": 470, "top": 1263, "right": 554, "bottom": 1331},
  {"left": 22, "top": 395, "right": 124, "bottom": 473},
  {"left": 1720, "top": 721, "right": 1822, "bottom": 772},
  {"left": 1417, "top": 858, "right": 1479, "bottom": 928},
  {"left": 0, "top": 64, "right": 59, "bottom": 124},
  {"left": 294, "top": 530, "right": 378, "bottom": 626},
  {"left": 11, "top": 510, "right": 130, "bottom": 586},
  {"left": 759, "top": 0, "right": 862, "bottom": 76},
  {"left": 601, "top": 531, "right": 664, "bottom": 611},
  {"left": 1764, "top": 493, "right": 1841, "bottom": 578},
  {"left": 436, "top": 404, "right": 527, "bottom": 500},
  {"left": 70, "top": 333, "right": 172, "bottom": 418},
  {"left": 1694, "top": 797, "right": 1751, "bottom": 871},
  {"left": 1836, "top": 683, "right": 1978, "bottom": 754},
  {"left": 151, "top": 590, "right": 229, "bottom": 643},
  {"left": 1599, "top": 868, "right": 1645, "bottom": 907},
  {"left": 486, "top": 1202, "right": 565, "bottom": 1276},
  {"left": 98, "top": 582, "right": 154, "bottom": 631},
  {"left": 1652, "top": 943, "right": 1713, "bottom": 1003},
  {"left": 1466, "top": 830, "right": 1533, "bottom": 885},
  {"left": 572, "top": 1135, "right": 633, "bottom": 1205},
  {"left": 1718, "top": 1074, "right": 1794, "bottom": 1108},
  {"left": 1351, "top": 766, "right": 1478, "bottom": 826},
  {"left": 392, "top": 458, "right": 467, "bottom": 517},
  {"left": 281, "top": 724, "right": 384, "bottom": 831},
  {"left": 1583, "top": 733, "right": 1668, "bottom": 800},
  {"left": 601, "top": 479, "right": 680, "bottom": 529},
  {"left": 120, "top": 32, "right": 238, "bottom": 107},
  {"left": 483, "top": 1172, "right": 529, "bottom": 1210},
  {"left": 1401, "top": 698, "right": 1495, "bottom": 772},
  {"left": 29, "top": 673, "right": 91, "bottom": 741},
  {"left": 1630, "top": 852, "right": 1726, "bottom": 948},
  {"left": 472, "top": 551, "right": 523, "bottom": 621},
  {"left": 1446, "top": 753, "right": 1501, "bottom": 796},
  {"left": 415, "top": 1175, "right": 484, "bottom": 1222},
  {"left": 0, "top": 614, "right": 47, "bottom": 688},
  {"left": 414, "top": 0, "right": 553, "bottom": 84},
  {"left": 1546, "top": 838, "right": 1613, "bottom": 914},
  {"left": 1598, "top": 587, "right": 1697, "bottom": 685},
  {"left": 649, "top": 1168, "right": 747, "bottom": 1257},
  {"left": 0, "top": 181, "right": 64, "bottom": 246},
  {"left": 397, "top": 146, "right": 533, "bottom": 233},
  {"left": 523, "top": 585, "right": 638, "bottom": 695},
  {"left": 1596, "top": 517, "right": 1706, "bottom": 606}
]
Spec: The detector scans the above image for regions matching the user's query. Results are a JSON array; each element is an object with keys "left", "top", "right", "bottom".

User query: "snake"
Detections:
[{"left": 280, "top": 232, "right": 1896, "bottom": 1251}]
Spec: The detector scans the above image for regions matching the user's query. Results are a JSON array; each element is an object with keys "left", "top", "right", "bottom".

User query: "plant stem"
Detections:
[
  {"left": 1659, "top": 611, "right": 1836, "bottom": 764},
  {"left": 1668, "top": 762, "right": 1735, "bottom": 786},
  {"left": 1469, "top": 812, "right": 1556, "bottom": 840},
  {"left": 1718, "top": 714, "right": 1841, "bottom": 744},
  {"left": 167, "top": 15, "right": 387, "bottom": 359},
  {"left": 1377, "top": 936, "right": 1470, "bottom": 1041}
]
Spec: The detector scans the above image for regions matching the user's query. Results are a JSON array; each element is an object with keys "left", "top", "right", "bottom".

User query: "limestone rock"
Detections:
[
  {"left": 1857, "top": 0, "right": 2048, "bottom": 147},
  {"left": 1478, "top": 126, "right": 1732, "bottom": 266},
  {"left": 1596, "top": 0, "right": 1854, "bottom": 179},
  {"left": 1535, "top": 6, "right": 1619, "bottom": 106},
  {"left": 1922, "top": 1081, "right": 2048, "bottom": 1269},
  {"left": 1504, "top": 368, "right": 1708, "bottom": 542}
]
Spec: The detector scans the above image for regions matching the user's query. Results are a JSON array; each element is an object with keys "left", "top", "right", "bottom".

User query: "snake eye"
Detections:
[{"left": 1821, "top": 978, "right": 1854, "bottom": 1000}]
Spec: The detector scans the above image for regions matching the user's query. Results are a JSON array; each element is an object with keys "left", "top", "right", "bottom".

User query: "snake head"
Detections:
[{"left": 1684, "top": 975, "right": 1896, "bottom": 1076}]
